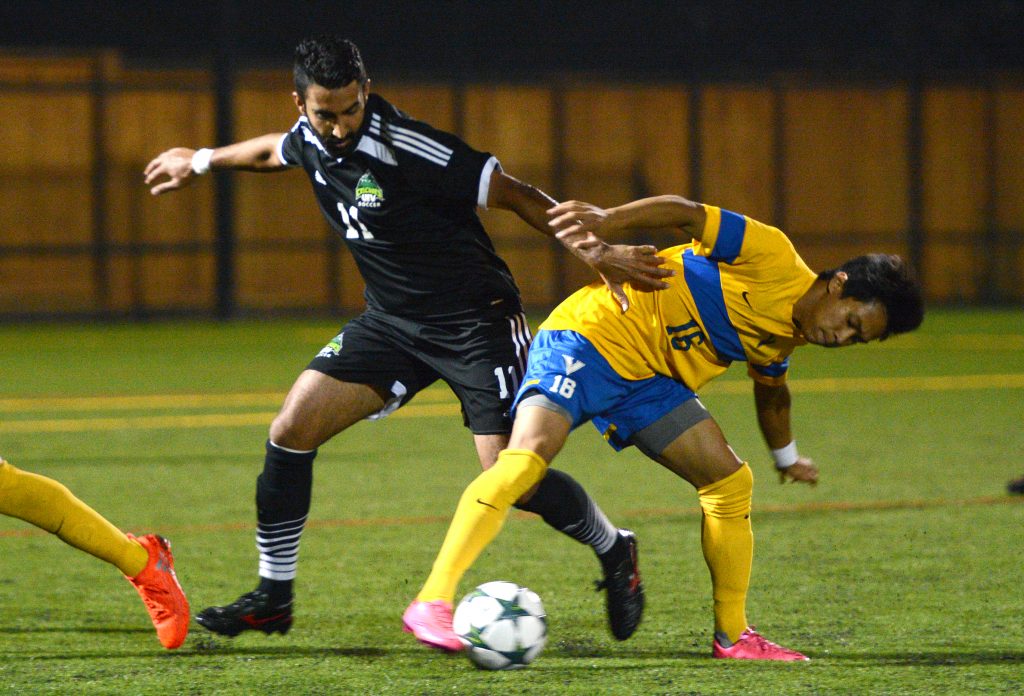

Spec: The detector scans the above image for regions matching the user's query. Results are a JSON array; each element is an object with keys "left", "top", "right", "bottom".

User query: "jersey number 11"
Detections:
[{"left": 338, "top": 203, "right": 375, "bottom": 240}]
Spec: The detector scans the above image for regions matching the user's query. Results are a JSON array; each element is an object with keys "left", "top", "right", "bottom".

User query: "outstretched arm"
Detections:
[
  {"left": 488, "top": 172, "right": 673, "bottom": 310},
  {"left": 548, "top": 195, "right": 708, "bottom": 245},
  {"left": 753, "top": 381, "right": 819, "bottom": 485},
  {"left": 144, "top": 133, "right": 289, "bottom": 195}
]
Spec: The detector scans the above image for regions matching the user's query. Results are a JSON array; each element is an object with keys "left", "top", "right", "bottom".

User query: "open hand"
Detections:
[
  {"left": 547, "top": 201, "right": 673, "bottom": 311},
  {"left": 144, "top": 148, "right": 198, "bottom": 195}
]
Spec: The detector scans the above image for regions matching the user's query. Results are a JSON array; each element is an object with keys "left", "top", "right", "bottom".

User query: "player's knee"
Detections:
[
  {"left": 269, "top": 412, "right": 318, "bottom": 451},
  {"left": 706, "top": 458, "right": 746, "bottom": 485},
  {"left": 468, "top": 449, "right": 548, "bottom": 509},
  {"left": 697, "top": 462, "right": 753, "bottom": 519}
]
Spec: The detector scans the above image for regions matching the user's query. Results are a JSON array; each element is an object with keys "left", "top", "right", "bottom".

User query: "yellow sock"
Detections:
[
  {"left": 418, "top": 449, "right": 548, "bottom": 603},
  {"left": 0, "top": 459, "right": 148, "bottom": 577},
  {"left": 697, "top": 462, "right": 753, "bottom": 643}
]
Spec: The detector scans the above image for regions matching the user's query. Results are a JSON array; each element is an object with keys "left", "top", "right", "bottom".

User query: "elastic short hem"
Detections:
[{"left": 630, "top": 397, "right": 711, "bottom": 459}]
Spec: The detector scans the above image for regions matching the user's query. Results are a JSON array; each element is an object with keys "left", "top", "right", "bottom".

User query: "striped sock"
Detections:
[
  {"left": 255, "top": 440, "right": 315, "bottom": 603},
  {"left": 516, "top": 467, "right": 619, "bottom": 557}
]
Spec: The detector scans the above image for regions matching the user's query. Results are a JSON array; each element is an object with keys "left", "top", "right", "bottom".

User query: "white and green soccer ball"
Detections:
[{"left": 453, "top": 581, "right": 547, "bottom": 670}]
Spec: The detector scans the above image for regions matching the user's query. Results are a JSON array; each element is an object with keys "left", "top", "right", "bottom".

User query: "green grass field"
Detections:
[{"left": 1, "top": 309, "right": 1022, "bottom": 695}]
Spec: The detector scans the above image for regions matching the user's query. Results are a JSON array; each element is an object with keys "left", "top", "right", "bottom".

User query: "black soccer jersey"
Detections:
[{"left": 277, "top": 93, "right": 522, "bottom": 320}]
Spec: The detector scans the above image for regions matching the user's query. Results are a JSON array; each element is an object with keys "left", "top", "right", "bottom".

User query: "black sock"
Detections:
[
  {"left": 255, "top": 440, "right": 315, "bottom": 604},
  {"left": 257, "top": 577, "right": 294, "bottom": 605},
  {"left": 515, "top": 468, "right": 619, "bottom": 561}
]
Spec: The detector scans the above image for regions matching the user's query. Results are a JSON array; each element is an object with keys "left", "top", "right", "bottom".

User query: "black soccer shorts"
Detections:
[{"left": 306, "top": 308, "right": 532, "bottom": 435}]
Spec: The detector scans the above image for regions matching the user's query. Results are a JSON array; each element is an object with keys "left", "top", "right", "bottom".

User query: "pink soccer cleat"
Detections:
[
  {"left": 402, "top": 600, "right": 464, "bottom": 652},
  {"left": 712, "top": 627, "right": 809, "bottom": 661}
]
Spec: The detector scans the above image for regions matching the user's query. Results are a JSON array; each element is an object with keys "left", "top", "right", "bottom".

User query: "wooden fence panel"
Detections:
[
  {"left": 783, "top": 87, "right": 909, "bottom": 237},
  {"left": 996, "top": 88, "right": 1024, "bottom": 231},
  {"left": 0, "top": 56, "right": 99, "bottom": 313},
  {"left": 700, "top": 86, "right": 776, "bottom": 222},
  {"left": 237, "top": 248, "right": 330, "bottom": 310},
  {"left": 232, "top": 78, "right": 332, "bottom": 309},
  {"left": 0, "top": 256, "right": 97, "bottom": 313},
  {"left": 1, "top": 53, "right": 1020, "bottom": 314},
  {"left": 920, "top": 88, "right": 987, "bottom": 302},
  {"left": 995, "top": 88, "right": 1024, "bottom": 302},
  {"left": 0, "top": 92, "right": 94, "bottom": 246},
  {"left": 635, "top": 86, "right": 690, "bottom": 199},
  {"left": 462, "top": 85, "right": 558, "bottom": 306},
  {"left": 378, "top": 84, "right": 456, "bottom": 132}
]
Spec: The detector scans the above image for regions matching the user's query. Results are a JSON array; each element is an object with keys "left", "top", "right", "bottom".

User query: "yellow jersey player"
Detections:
[
  {"left": 402, "top": 194, "right": 924, "bottom": 660},
  {"left": 0, "top": 456, "right": 189, "bottom": 649}
]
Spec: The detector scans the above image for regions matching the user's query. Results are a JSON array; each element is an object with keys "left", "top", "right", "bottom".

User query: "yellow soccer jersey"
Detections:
[{"left": 541, "top": 205, "right": 817, "bottom": 390}]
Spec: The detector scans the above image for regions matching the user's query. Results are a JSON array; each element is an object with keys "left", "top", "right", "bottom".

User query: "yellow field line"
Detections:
[
  {"left": 3, "top": 372, "right": 1023, "bottom": 414},
  {"left": 1, "top": 494, "right": 1019, "bottom": 539},
  {"left": 0, "top": 403, "right": 463, "bottom": 434},
  {"left": 704, "top": 372, "right": 1024, "bottom": 395},
  {"left": 881, "top": 333, "right": 1024, "bottom": 350},
  {"left": 0, "top": 412, "right": 278, "bottom": 433},
  {"left": 0, "top": 387, "right": 455, "bottom": 413},
  {"left": 0, "top": 373, "right": 1021, "bottom": 433}
]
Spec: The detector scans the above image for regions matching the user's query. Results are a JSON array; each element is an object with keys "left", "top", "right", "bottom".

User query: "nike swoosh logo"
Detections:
[
  {"left": 476, "top": 498, "right": 498, "bottom": 510},
  {"left": 741, "top": 291, "right": 752, "bottom": 308},
  {"left": 240, "top": 611, "right": 290, "bottom": 628}
]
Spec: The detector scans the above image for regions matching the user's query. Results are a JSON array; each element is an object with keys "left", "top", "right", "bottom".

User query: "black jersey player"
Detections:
[{"left": 144, "top": 35, "right": 671, "bottom": 646}]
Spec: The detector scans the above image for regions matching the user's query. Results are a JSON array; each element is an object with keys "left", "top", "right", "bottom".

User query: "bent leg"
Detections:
[
  {"left": 698, "top": 464, "right": 753, "bottom": 644},
  {"left": 654, "top": 418, "right": 752, "bottom": 644},
  {"left": 258, "top": 371, "right": 389, "bottom": 599},
  {"left": 417, "top": 405, "right": 569, "bottom": 604},
  {"left": 198, "top": 370, "right": 393, "bottom": 636},
  {"left": 0, "top": 458, "right": 147, "bottom": 576},
  {"left": 270, "top": 369, "right": 390, "bottom": 450}
]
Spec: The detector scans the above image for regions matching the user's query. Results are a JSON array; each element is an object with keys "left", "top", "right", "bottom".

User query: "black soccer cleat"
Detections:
[
  {"left": 1008, "top": 475, "right": 1024, "bottom": 495},
  {"left": 195, "top": 590, "right": 293, "bottom": 637},
  {"left": 595, "top": 529, "right": 645, "bottom": 640}
]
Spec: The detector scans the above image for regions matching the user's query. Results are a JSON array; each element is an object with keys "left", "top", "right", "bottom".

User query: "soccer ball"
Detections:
[{"left": 453, "top": 581, "right": 547, "bottom": 670}]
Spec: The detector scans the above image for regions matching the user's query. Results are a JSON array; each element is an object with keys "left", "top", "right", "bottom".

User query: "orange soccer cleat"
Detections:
[{"left": 125, "top": 534, "right": 190, "bottom": 649}]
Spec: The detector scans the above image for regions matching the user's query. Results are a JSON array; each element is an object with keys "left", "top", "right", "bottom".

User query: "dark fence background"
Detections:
[{"left": 1, "top": 1, "right": 1022, "bottom": 318}]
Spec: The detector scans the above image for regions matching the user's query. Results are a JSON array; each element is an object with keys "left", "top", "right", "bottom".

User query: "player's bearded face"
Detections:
[{"left": 296, "top": 80, "right": 369, "bottom": 157}]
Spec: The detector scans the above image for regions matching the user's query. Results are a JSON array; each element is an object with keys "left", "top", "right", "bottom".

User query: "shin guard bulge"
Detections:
[
  {"left": 697, "top": 463, "right": 754, "bottom": 644},
  {"left": 417, "top": 449, "right": 547, "bottom": 603}
]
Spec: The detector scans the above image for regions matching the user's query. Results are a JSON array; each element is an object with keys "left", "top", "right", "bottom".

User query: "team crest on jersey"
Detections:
[
  {"left": 355, "top": 172, "right": 384, "bottom": 208},
  {"left": 317, "top": 332, "right": 344, "bottom": 358},
  {"left": 562, "top": 354, "right": 586, "bottom": 375}
]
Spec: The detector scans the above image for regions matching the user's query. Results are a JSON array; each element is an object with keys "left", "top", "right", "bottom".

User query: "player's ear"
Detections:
[
  {"left": 828, "top": 271, "right": 848, "bottom": 295},
  {"left": 292, "top": 91, "right": 305, "bottom": 114}
]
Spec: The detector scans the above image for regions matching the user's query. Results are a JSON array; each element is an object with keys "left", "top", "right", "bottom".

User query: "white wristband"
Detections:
[
  {"left": 191, "top": 148, "right": 214, "bottom": 175},
  {"left": 771, "top": 441, "right": 799, "bottom": 470}
]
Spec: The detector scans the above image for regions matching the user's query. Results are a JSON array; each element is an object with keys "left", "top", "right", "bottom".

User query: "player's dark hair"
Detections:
[
  {"left": 819, "top": 254, "right": 924, "bottom": 339},
  {"left": 293, "top": 35, "right": 368, "bottom": 97}
]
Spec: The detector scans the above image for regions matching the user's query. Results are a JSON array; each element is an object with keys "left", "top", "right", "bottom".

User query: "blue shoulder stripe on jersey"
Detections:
[
  {"left": 750, "top": 359, "right": 789, "bottom": 378},
  {"left": 710, "top": 209, "right": 746, "bottom": 263},
  {"left": 682, "top": 249, "right": 746, "bottom": 362}
]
